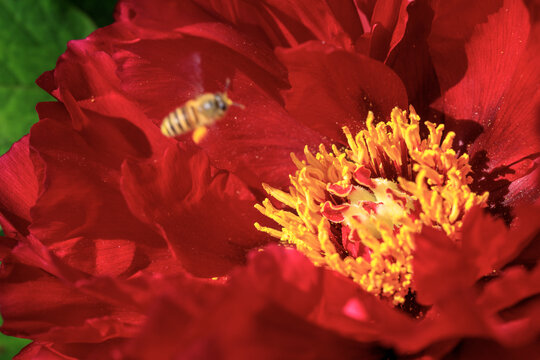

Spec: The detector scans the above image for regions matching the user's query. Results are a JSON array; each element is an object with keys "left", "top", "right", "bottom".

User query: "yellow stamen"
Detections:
[{"left": 256, "top": 107, "right": 488, "bottom": 304}]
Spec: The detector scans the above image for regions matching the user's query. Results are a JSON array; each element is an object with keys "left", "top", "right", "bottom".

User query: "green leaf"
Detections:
[
  {"left": 0, "top": 0, "right": 97, "bottom": 155},
  {"left": 0, "top": 332, "right": 30, "bottom": 360},
  {"left": 0, "top": 314, "right": 31, "bottom": 360}
]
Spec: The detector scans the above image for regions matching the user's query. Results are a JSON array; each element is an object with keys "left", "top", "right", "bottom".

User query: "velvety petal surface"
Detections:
[
  {"left": 122, "top": 245, "right": 386, "bottom": 359},
  {"left": 28, "top": 101, "right": 171, "bottom": 278},
  {"left": 193, "top": 0, "right": 364, "bottom": 49},
  {"left": 429, "top": 0, "right": 540, "bottom": 204},
  {"left": 278, "top": 41, "right": 408, "bottom": 143},
  {"left": 0, "top": 259, "right": 143, "bottom": 344},
  {"left": 121, "top": 142, "right": 270, "bottom": 277}
]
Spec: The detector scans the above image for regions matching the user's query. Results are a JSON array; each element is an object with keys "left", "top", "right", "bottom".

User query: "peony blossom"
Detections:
[{"left": 0, "top": 0, "right": 539, "bottom": 359}]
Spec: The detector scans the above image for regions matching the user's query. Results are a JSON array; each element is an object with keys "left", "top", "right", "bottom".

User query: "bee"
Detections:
[{"left": 160, "top": 79, "right": 244, "bottom": 143}]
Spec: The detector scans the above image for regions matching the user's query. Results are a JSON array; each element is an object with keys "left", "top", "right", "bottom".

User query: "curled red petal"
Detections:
[
  {"left": 361, "top": 201, "right": 382, "bottom": 215},
  {"left": 343, "top": 227, "right": 371, "bottom": 259},
  {"left": 353, "top": 166, "right": 375, "bottom": 187},
  {"left": 368, "top": 0, "right": 409, "bottom": 61},
  {"left": 321, "top": 202, "right": 349, "bottom": 222},
  {"left": 327, "top": 183, "right": 354, "bottom": 196},
  {"left": 0, "top": 136, "right": 39, "bottom": 236},
  {"left": 386, "top": 0, "right": 440, "bottom": 116}
]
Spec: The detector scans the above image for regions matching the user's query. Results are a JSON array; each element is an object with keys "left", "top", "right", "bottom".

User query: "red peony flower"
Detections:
[{"left": 0, "top": 0, "right": 539, "bottom": 358}]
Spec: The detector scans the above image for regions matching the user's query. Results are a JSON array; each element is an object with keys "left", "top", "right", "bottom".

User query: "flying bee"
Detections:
[{"left": 160, "top": 79, "right": 244, "bottom": 143}]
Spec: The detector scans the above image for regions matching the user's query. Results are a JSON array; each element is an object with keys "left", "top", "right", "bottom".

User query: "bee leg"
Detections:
[{"left": 192, "top": 126, "right": 209, "bottom": 144}]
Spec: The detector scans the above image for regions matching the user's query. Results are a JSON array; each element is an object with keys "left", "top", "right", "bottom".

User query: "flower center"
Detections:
[{"left": 255, "top": 107, "right": 488, "bottom": 304}]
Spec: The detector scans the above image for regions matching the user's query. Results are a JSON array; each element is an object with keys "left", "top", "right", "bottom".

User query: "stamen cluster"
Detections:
[{"left": 256, "top": 107, "right": 488, "bottom": 304}]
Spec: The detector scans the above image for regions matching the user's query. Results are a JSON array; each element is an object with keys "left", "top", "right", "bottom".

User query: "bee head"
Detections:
[
  {"left": 216, "top": 92, "right": 245, "bottom": 112},
  {"left": 215, "top": 93, "right": 230, "bottom": 111},
  {"left": 211, "top": 79, "right": 245, "bottom": 114}
]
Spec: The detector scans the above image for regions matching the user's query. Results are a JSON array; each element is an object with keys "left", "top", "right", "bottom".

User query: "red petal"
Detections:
[
  {"left": 326, "top": 0, "right": 367, "bottom": 42},
  {"left": 123, "top": 245, "right": 385, "bottom": 359},
  {"left": 430, "top": 0, "right": 540, "bottom": 194},
  {"left": 38, "top": 41, "right": 168, "bottom": 153},
  {"left": 193, "top": 0, "right": 362, "bottom": 49},
  {"left": 409, "top": 210, "right": 540, "bottom": 352},
  {"left": 278, "top": 41, "right": 408, "bottom": 143},
  {"left": 386, "top": 0, "right": 440, "bottom": 116},
  {"left": 461, "top": 204, "right": 540, "bottom": 277},
  {"left": 0, "top": 136, "right": 39, "bottom": 236},
  {"left": 368, "top": 0, "right": 409, "bottom": 61},
  {"left": 0, "top": 260, "right": 204, "bottom": 358},
  {"left": 413, "top": 226, "right": 477, "bottom": 305},
  {"left": 254, "top": 0, "right": 355, "bottom": 48},
  {"left": 0, "top": 259, "right": 142, "bottom": 343},
  {"left": 504, "top": 164, "right": 540, "bottom": 210},
  {"left": 15, "top": 343, "right": 71, "bottom": 360},
  {"left": 479, "top": 264, "right": 540, "bottom": 322},
  {"left": 121, "top": 143, "right": 269, "bottom": 277},
  {"left": 476, "top": 265, "right": 540, "bottom": 347}
]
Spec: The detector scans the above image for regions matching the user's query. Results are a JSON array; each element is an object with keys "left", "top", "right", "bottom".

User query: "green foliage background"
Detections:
[
  {"left": 0, "top": 0, "right": 116, "bottom": 156},
  {"left": 0, "top": 0, "right": 116, "bottom": 358}
]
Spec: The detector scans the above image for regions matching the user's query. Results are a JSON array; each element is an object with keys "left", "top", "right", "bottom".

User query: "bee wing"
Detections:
[
  {"left": 173, "top": 52, "right": 204, "bottom": 99},
  {"left": 189, "top": 52, "right": 204, "bottom": 95}
]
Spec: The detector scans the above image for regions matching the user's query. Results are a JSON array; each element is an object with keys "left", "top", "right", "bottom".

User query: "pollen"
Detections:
[{"left": 255, "top": 107, "right": 488, "bottom": 304}]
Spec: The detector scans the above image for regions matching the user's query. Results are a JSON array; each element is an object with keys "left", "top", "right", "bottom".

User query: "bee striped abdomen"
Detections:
[
  {"left": 161, "top": 102, "right": 201, "bottom": 137},
  {"left": 184, "top": 102, "right": 204, "bottom": 128},
  {"left": 161, "top": 110, "right": 178, "bottom": 137}
]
